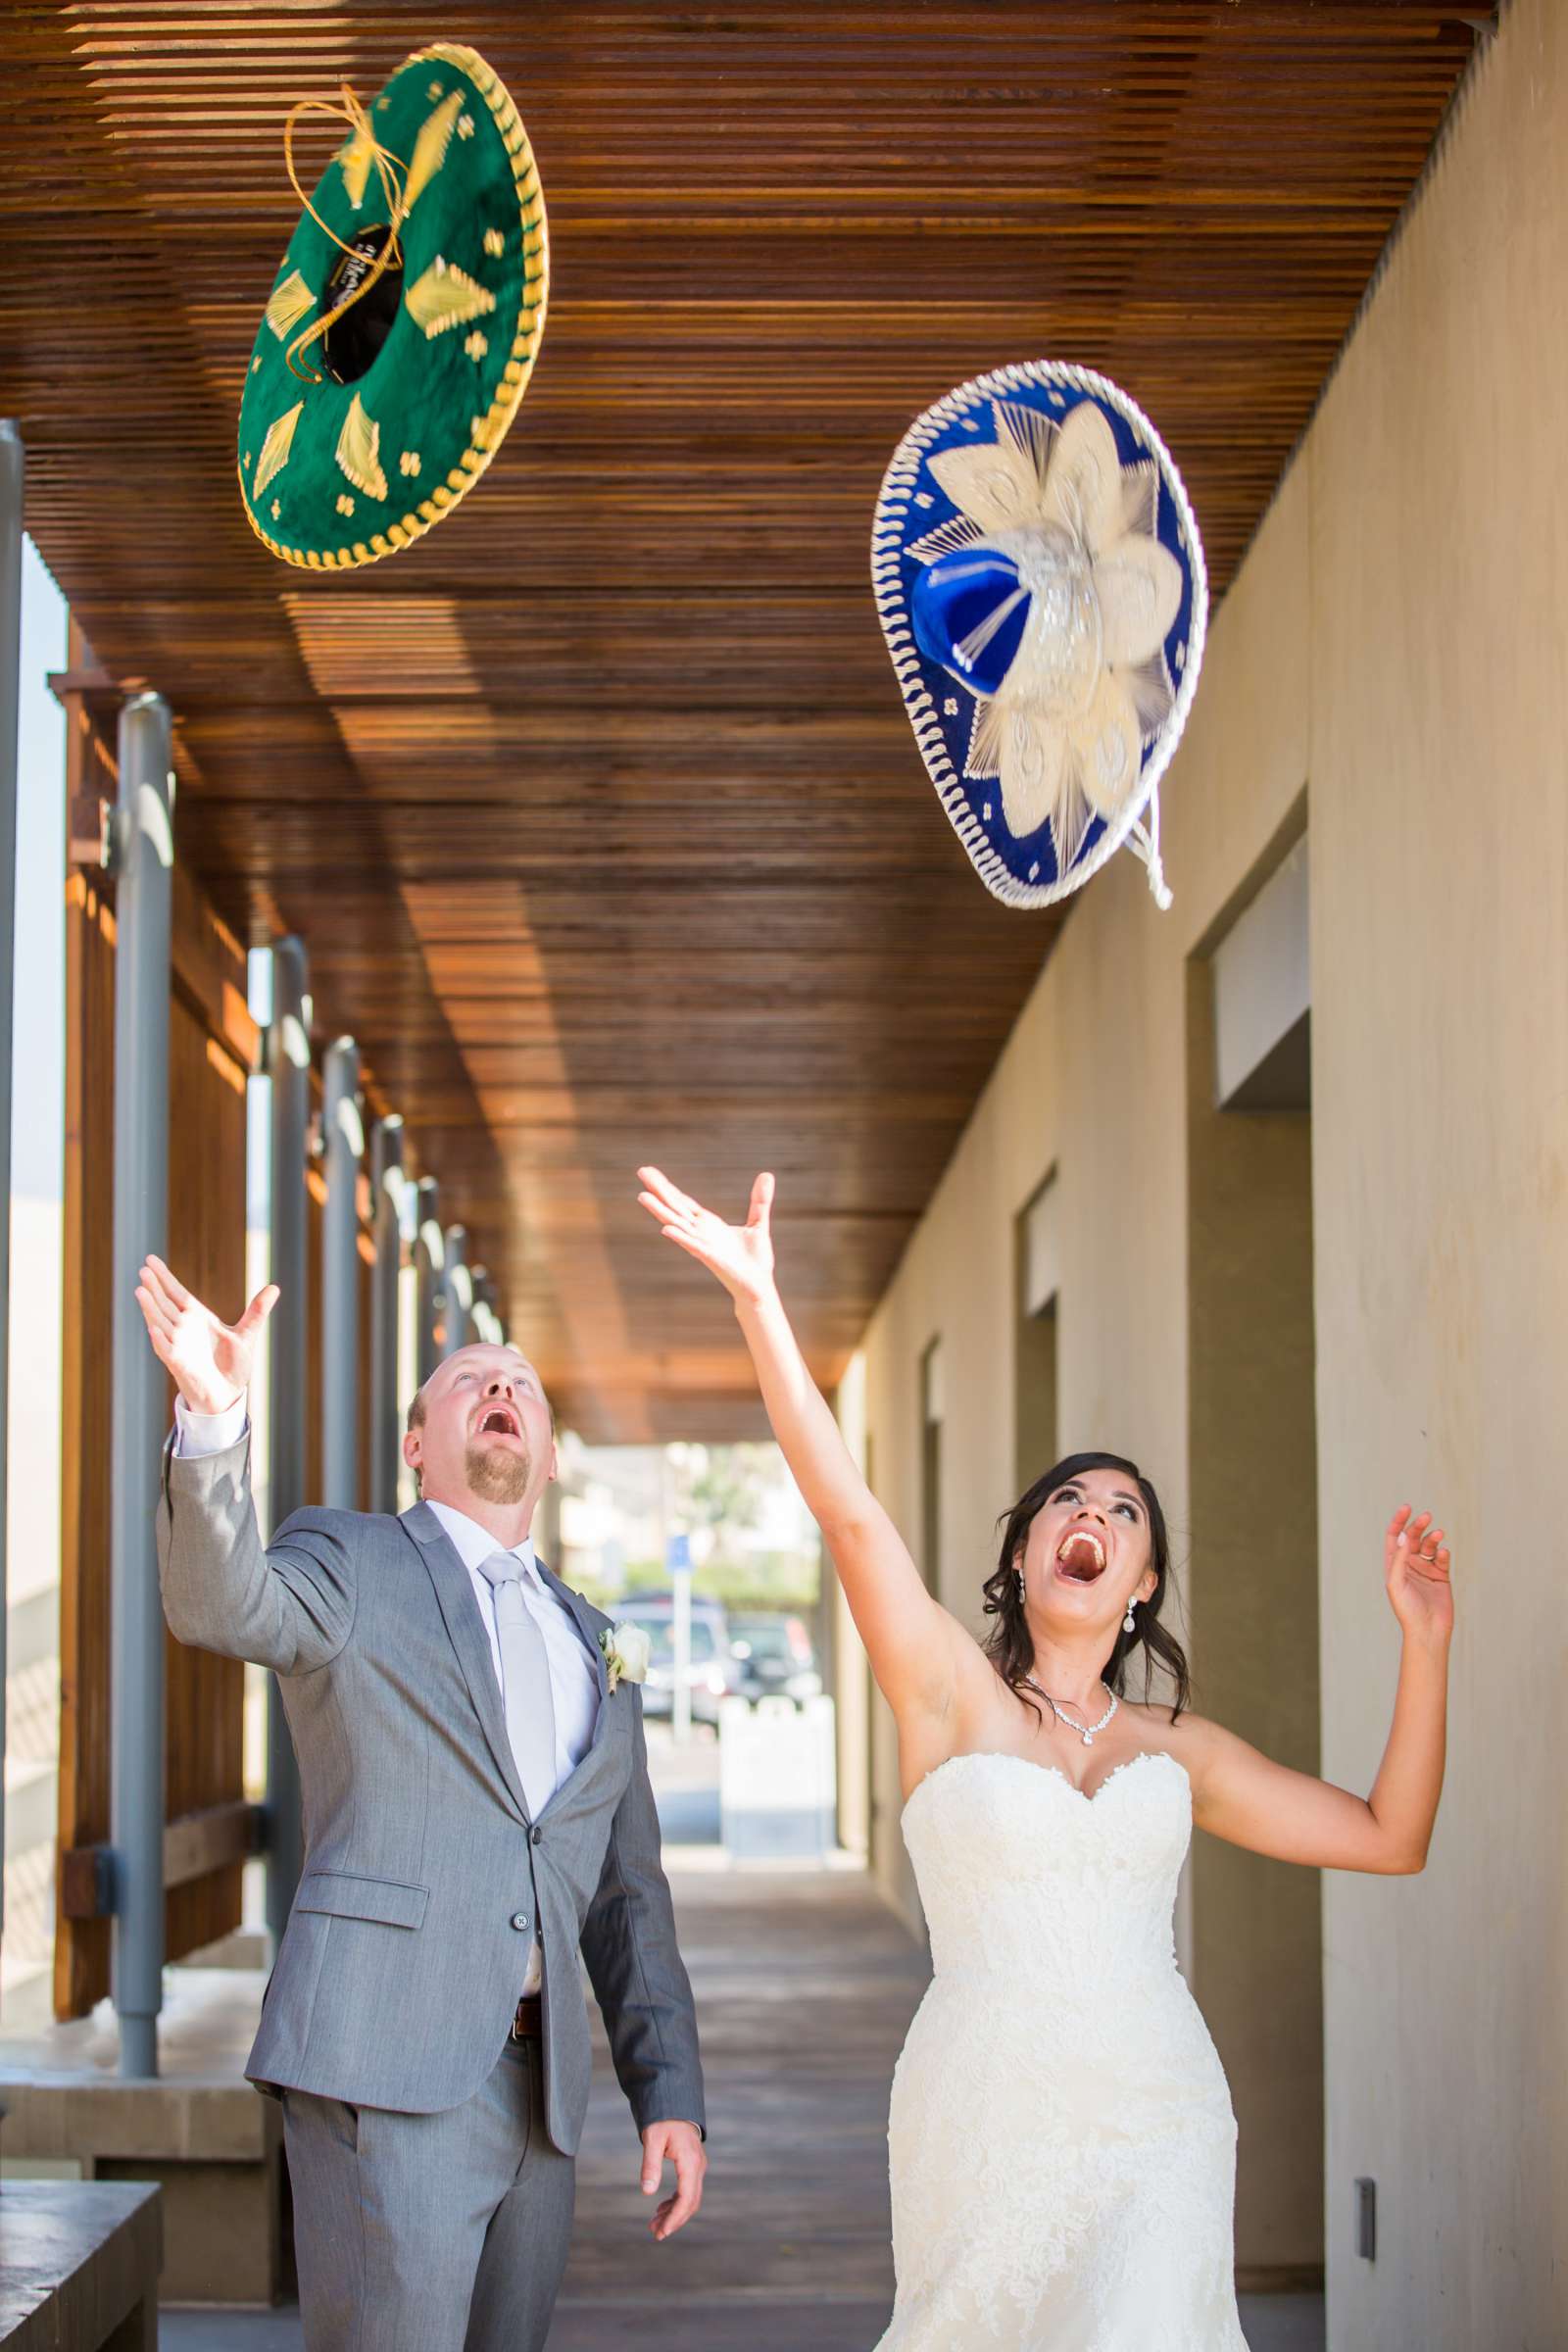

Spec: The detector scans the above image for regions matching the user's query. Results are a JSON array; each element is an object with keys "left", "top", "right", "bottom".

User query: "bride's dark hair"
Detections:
[{"left": 981, "top": 1450, "right": 1191, "bottom": 1722}]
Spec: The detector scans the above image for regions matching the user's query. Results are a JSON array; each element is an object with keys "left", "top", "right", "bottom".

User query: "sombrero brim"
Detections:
[
  {"left": 872, "top": 363, "right": 1207, "bottom": 909},
  {"left": 237, "top": 41, "right": 548, "bottom": 569}
]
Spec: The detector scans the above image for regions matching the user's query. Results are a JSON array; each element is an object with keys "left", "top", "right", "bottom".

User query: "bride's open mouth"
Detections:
[{"left": 1054, "top": 1529, "right": 1107, "bottom": 1585}]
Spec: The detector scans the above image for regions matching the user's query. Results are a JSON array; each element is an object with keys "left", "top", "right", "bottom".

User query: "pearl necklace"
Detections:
[{"left": 1022, "top": 1677, "right": 1119, "bottom": 1748}]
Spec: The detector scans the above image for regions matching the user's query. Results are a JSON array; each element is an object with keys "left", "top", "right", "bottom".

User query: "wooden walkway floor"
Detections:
[
  {"left": 552, "top": 1859, "right": 923, "bottom": 2348},
  {"left": 157, "top": 1831, "right": 1326, "bottom": 2347},
  {"left": 7, "top": 1721, "right": 1327, "bottom": 2351}
]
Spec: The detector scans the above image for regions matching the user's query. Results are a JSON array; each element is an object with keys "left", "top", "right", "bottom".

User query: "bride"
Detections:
[{"left": 637, "top": 1165, "right": 1453, "bottom": 2350}]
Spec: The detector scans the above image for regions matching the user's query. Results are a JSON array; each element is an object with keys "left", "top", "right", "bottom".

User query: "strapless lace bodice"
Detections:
[
  {"left": 903, "top": 1748, "right": 1191, "bottom": 1996},
  {"left": 875, "top": 1748, "right": 1247, "bottom": 2351}
]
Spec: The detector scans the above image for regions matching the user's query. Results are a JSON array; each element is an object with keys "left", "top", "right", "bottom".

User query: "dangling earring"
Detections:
[
  {"left": 1123, "top": 1595, "right": 1138, "bottom": 1635},
  {"left": 1016, "top": 1568, "right": 1026, "bottom": 1604}
]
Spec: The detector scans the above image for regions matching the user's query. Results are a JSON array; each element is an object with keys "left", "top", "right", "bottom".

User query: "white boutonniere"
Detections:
[{"left": 598, "top": 1622, "right": 651, "bottom": 1695}]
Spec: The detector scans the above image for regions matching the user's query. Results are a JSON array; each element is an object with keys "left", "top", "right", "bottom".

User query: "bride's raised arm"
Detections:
[{"left": 636, "top": 1166, "right": 978, "bottom": 1733}]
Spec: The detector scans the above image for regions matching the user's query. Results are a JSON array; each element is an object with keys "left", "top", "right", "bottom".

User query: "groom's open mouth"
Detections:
[
  {"left": 473, "top": 1401, "right": 523, "bottom": 1443},
  {"left": 1054, "top": 1529, "right": 1107, "bottom": 1585}
]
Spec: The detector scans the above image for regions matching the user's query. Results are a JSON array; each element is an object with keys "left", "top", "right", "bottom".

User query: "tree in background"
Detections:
[{"left": 581, "top": 1441, "right": 820, "bottom": 1613}]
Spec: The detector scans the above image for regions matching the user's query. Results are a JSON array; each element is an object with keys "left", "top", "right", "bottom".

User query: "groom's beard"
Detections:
[{"left": 465, "top": 1439, "right": 533, "bottom": 1506}]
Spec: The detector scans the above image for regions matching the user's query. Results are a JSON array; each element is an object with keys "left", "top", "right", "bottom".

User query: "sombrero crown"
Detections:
[
  {"left": 873, "top": 364, "right": 1206, "bottom": 908},
  {"left": 238, "top": 42, "right": 547, "bottom": 568}
]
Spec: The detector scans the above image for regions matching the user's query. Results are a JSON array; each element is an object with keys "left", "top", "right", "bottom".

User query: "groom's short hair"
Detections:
[{"left": 405, "top": 1348, "right": 554, "bottom": 1438}]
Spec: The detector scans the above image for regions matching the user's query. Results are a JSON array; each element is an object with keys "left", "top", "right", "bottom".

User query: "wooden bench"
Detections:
[{"left": 0, "top": 2181, "right": 161, "bottom": 2350}]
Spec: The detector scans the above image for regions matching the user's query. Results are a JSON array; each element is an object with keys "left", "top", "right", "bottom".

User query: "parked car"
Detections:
[
  {"left": 728, "top": 1612, "right": 821, "bottom": 1704},
  {"left": 610, "top": 1593, "right": 740, "bottom": 1727}
]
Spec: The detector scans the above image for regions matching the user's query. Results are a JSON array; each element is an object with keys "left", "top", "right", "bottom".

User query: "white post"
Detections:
[
  {"left": 0, "top": 421, "right": 24, "bottom": 1933},
  {"left": 370, "top": 1116, "right": 405, "bottom": 1512},
  {"left": 110, "top": 692, "right": 173, "bottom": 2077},
  {"left": 414, "top": 1176, "right": 442, "bottom": 1387},
  {"left": 320, "top": 1038, "right": 362, "bottom": 1510},
  {"left": 264, "top": 936, "right": 309, "bottom": 1941},
  {"left": 670, "top": 1533, "right": 693, "bottom": 1747},
  {"left": 441, "top": 1222, "right": 470, "bottom": 1357}
]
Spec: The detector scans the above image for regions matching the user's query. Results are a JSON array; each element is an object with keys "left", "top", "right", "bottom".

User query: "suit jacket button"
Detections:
[
  {"left": 510, "top": 1912, "right": 528, "bottom": 1932},
  {"left": 530, "top": 1826, "right": 543, "bottom": 1845}
]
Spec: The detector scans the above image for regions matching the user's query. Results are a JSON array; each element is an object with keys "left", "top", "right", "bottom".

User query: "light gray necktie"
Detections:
[{"left": 474, "top": 1551, "right": 557, "bottom": 1818}]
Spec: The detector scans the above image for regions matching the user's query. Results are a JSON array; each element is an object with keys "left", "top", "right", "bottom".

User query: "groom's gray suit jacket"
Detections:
[{"left": 156, "top": 1434, "right": 705, "bottom": 2154}]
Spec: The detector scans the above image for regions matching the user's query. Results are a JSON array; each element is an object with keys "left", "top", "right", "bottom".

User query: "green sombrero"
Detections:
[{"left": 238, "top": 42, "right": 548, "bottom": 568}]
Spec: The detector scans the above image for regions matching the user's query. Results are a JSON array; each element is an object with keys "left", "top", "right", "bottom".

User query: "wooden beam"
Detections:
[{"left": 59, "top": 1800, "right": 267, "bottom": 1923}]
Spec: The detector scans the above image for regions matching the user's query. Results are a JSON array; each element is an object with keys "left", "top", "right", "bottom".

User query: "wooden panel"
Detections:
[
  {"left": 56, "top": 866, "right": 117, "bottom": 2021},
  {"left": 163, "top": 986, "right": 249, "bottom": 1969},
  {"left": 55, "top": 689, "right": 255, "bottom": 2018},
  {"left": 3, "top": 4, "right": 1484, "bottom": 1440}
]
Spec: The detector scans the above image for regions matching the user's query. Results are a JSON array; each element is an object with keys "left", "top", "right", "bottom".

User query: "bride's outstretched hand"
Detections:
[
  {"left": 1385, "top": 1504, "right": 1453, "bottom": 1648},
  {"left": 637, "top": 1167, "right": 776, "bottom": 1307}
]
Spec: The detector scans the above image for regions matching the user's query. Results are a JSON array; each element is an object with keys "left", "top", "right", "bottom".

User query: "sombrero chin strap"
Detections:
[
  {"left": 281, "top": 86, "right": 411, "bottom": 383},
  {"left": 1127, "top": 786, "right": 1174, "bottom": 911}
]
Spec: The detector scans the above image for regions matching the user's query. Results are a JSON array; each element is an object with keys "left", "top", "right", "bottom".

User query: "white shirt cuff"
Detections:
[{"left": 172, "top": 1395, "right": 249, "bottom": 1457}]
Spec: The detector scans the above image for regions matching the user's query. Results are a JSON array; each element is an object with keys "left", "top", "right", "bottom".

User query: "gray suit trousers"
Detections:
[{"left": 283, "top": 2035, "right": 573, "bottom": 2352}]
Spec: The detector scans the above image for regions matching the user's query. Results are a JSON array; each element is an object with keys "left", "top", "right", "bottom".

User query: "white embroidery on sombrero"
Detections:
[
  {"left": 924, "top": 397, "right": 1182, "bottom": 865},
  {"left": 906, "top": 510, "right": 987, "bottom": 567}
]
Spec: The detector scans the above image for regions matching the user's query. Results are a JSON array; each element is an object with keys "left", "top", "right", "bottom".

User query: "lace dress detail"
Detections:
[{"left": 874, "top": 1750, "right": 1248, "bottom": 2351}]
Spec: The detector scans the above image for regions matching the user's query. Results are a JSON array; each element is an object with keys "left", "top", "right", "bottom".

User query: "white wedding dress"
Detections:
[{"left": 876, "top": 1750, "right": 1249, "bottom": 2351}]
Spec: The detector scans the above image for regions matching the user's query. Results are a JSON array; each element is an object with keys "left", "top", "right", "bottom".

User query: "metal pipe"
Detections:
[
  {"left": 369, "top": 1116, "right": 405, "bottom": 1512},
  {"left": 320, "top": 1038, "right": 362, "bottom": 1510},
  {"left": 110, "top": 691, "right": 173, "bottom": 2077},
  {"left": 264, "top": 936, "right": 309, "bottom": 1942},
  {"left": 0, "top": 421, "right": 24, "bottom": 1929},
  {"left": 414, "top": 1176, "right": 442, "bottom": 1388},
  {"left": 441, "top": 1223, "right": 470, "bottom": 1358}
]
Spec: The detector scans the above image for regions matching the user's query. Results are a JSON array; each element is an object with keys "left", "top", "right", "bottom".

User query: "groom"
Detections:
[{"left": 137, "top": 1255, "right": 707, "bottom": 2351}]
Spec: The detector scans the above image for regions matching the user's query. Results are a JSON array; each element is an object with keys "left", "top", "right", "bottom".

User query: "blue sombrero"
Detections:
[{"left": 872, "top": 363, "right": 1207, "bottom": 909}]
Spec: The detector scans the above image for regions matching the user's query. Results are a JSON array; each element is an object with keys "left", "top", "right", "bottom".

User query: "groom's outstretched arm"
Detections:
[
  {"left": 579, "top": 1697, "right": 707, "bottom": 2141},
  {"left": 158, "top": 1433, "right": 359, "bottom": 1676},
  {"left": 138, "top": 1253, "right": 357, "bottom": 1676}
]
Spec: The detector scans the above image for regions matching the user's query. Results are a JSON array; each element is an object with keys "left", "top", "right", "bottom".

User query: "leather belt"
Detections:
[{"left": 511, "top": 1994, "right": 543, "bottom": 2043}]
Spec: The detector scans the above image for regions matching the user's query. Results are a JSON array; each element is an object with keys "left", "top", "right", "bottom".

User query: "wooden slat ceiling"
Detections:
[{"left": 3, "top": 3, "right": 1479, "bottom": 1439}]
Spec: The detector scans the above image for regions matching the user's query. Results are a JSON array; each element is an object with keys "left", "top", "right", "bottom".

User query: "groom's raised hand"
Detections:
[
  {"left": 135, "top": 1255, "right": 278, "bottom": 1417},
  {"left": 640, "top": 2119, "right": 707, "bottom": 2241}
]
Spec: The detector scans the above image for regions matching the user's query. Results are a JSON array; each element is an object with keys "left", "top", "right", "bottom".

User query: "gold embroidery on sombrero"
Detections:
[
  {"left": 406, "top": 256, "right": 496, "bottom": 340},
  {"left": 484, "top": 226, "right": 505, "bottom": 257},
  {"left": 265, "top": 270, "right": 316, "bottom": 341},
  {"left": 253, "top": 400, "right": 304, "bottom": 497},
  {"left": 402, "top": 90, "right": 466, "bottom": 214},
  {"left": 335, "top": 394, "right": 388, "bottom": 502},
  {"left": 338, "top": 122, "right": 377, "bottom": 209}
]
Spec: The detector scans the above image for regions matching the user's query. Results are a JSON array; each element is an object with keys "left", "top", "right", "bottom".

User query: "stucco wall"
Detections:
[
  {"left": 1304, "top": 9, "right": 1568, "bottom": 2342},
  {"left": 837, "top": 6, "right": 1564, "bottom": 2336}
]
